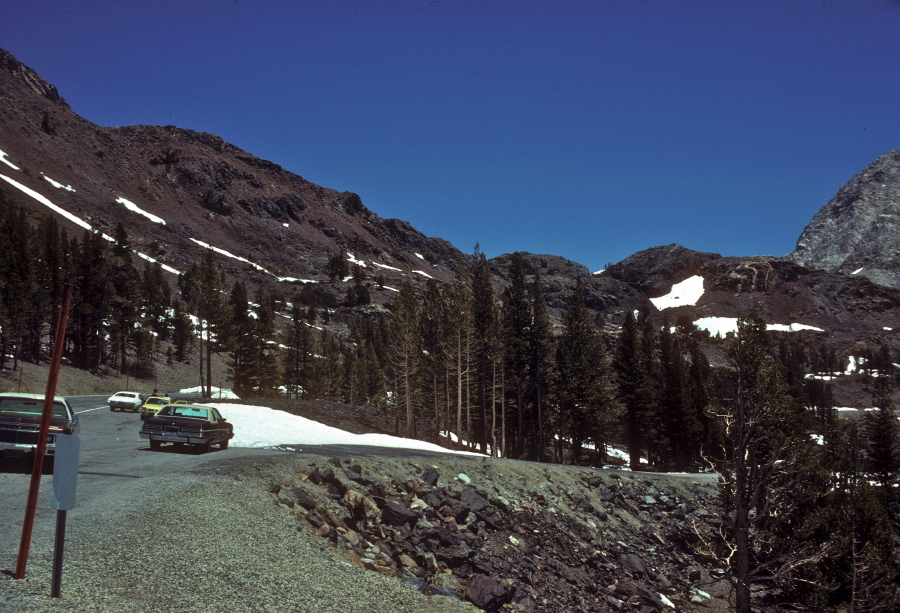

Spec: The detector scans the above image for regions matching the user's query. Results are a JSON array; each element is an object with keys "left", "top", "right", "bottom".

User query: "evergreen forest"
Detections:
[{"left": 1, "top": 202, "right": 898, "bottom": 611}]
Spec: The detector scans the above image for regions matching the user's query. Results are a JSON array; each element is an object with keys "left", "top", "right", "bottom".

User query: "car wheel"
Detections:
[
  {"left": 219, "top": 439, "right": 229, "bottom": 450},
  {"left": 149, "top": 439, "right": 161, "bottom": 451},
  {"left": 199, "top": 439, "right": 212, "bottom": 454}
]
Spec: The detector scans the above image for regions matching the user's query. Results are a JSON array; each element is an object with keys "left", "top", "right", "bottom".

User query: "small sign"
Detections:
[{"left": 51, "top": 435, "right": 80, "bottom": 511}]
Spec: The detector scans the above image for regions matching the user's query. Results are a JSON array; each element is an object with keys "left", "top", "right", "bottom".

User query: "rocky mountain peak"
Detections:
[
  {"left": 0, "top": 48, "right": 67, "bottom": 107},
  {"left": 787, "top": 149, "right": 900, "bottom": 289},
  {"left": 603, "top": 244, "right": 721, "bottom": 296}
]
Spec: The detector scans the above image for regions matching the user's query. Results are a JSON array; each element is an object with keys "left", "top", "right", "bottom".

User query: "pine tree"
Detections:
[
  {"left": 444, "top": 260, "right": 474, "bottom": 449},
  {"left": 141, "top": 261, "right": 171, "bottom": 344},
  {"left": 387, "top": 280, "right": 421, "bottom": 438},
  {"left": 470, "top": 249, "right": 500, "bottom": 454},
  {"left": 247, "top": 287, "right": 281, "bottom": 395},
  {"left": 282, "top": 302, "right": 314, "bottom": 399},
  {"left": 803, "top": 419, "right": 900, "bottom": 611},
  {"left": 614, "top": 310, "right": 645, "bottom": 470},
  {"left": 179, "top": 248, "right": 228, "bottom": 396},
  {"left": 528, "top": 270, "right": 554, "bottom": 461},
  {"left": 716, "top": 313, "right": 830, "bottom": 613},
  {"left": 348, "top": 339, "right": 386, "bottom": 405},
  {"left": 683, "top": 336, "right": 718, "bottom": 470},
  {"left": 420, "top": 279, "right": 449, "bottom": 443},
  {"left": 0, "top": 209, "right": 37, "bottom": 369},
  {"left": 865, "top": 375, "right": 899, "bottom": 499},
  {"left": 107, "top": 222, "right": 141, "bottom": 374},
  {"left": 171, "top": 300, "right": 193, "bottom": 363},
  {"left": 502, "top": 252, "right": 532, "bottom": 458},
  {"left": 225, "top": 280, "right": 254, "bottom": 395},
  {"left": 552, "top": 278, "right": 616, "bottom": 465},
  {"left": 69, "top": 230, "right": 110, "bottom": 372}
]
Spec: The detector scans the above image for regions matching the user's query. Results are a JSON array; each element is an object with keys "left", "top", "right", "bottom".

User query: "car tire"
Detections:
[
  {"left": 149, "top": 439, "right": 161, "bottom": 451},
  {"left": 219, "top": 439, "right": 229, "bottom": 450},
  {"left": 200, "top": 439, "right": 212, "bottom": 454}
]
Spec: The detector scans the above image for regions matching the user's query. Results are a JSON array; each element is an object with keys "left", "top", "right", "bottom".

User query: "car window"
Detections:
[
  {"left": 119, "top": 393, "right": 136, "bottom": 399},
  {"left": 211, "top": 408, "right": 223, "bottom": 422},
  {"left": 163, "top": 407, "right": 210, "bottom": 419},
  {"left": 0, "top": 398, "right": 70, "bottom": 419}
]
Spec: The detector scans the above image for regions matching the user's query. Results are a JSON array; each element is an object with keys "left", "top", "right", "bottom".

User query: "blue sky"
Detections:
[{"left": 2, "top": 1, "right": 900, "bottom": 272}]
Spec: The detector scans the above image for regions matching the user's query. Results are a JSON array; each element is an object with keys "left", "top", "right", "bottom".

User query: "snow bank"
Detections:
[
  {"left": 178, "top": 386, "right": 240, "bottom": 399},
  {"left": 206, "top": 402, "right": 483, "bottom": 455}
]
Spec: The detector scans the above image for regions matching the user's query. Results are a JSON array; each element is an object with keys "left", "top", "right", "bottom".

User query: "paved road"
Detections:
[
  {"left": 0, "top": 395, "right": 485, "bottom": 570},
  {"left": 0, "top": 395, "right": 284, "bottom": 570}
]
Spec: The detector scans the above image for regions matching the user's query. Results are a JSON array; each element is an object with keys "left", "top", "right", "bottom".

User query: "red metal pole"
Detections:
[{"left": 15, "top": 284, "right": 73, "bottom": 580}]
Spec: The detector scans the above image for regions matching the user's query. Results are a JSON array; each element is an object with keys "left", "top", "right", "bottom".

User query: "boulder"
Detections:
[{"left": 465, "top": 574, "right": 507, "bottom": 611}]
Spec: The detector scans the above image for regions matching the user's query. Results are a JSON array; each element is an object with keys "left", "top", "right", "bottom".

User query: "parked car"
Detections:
[
  {"left": 139, "top": 404, "right": 233, "bottom": 453},
  {"left": 108, "top": 391, "right": 144, "bottom": 412},
  {"left": 173, "top": 399, "right": 191, "bottom": 405},
  {"left": 140, "top": 396, "right": 171, "bottom": 420},
  {"left": 0, "top": 392, "right": 80, "bottom": 459}
]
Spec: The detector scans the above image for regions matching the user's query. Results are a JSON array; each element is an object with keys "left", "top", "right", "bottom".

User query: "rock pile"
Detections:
[{"left": 267, "top": 455, "right": 730, "bottom": 612}]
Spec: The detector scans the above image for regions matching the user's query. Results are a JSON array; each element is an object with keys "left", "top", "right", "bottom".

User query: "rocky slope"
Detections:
[
  {"left": 0, "top": 47, "right": 461, "bottom": 303},
  {"left": 787, "top": 149, "right": 900, "bottom": 289},
  {"left": 271, "top": 453, "right": 726, "bottom": 612}
]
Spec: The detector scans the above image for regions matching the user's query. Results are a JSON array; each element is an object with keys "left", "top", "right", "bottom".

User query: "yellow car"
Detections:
[{"left": 140, "top": 396, "right": 171, "bottom": 421}]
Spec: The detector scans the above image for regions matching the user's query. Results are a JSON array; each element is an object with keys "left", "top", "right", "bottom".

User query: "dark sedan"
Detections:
[
  {"left": 139, "top": 404, "right": 233, "bottom": 453},
  {"left": 0, "top": 392, "right": 80, "bottom": 459}
]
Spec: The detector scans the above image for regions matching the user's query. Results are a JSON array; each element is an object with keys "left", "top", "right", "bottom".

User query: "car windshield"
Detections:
[
  {"left": 158, "top": 406, "right": 209, "bottom": 420},
  {"left": 0, "top": 398, "right": 70, "bottom": 419},
  {"left": 146, "top": 397, "right": 167, "bottom": 405}
]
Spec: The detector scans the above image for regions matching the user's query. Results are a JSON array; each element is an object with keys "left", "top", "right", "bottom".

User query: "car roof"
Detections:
[{"left": 0, "top": 392, "right": 68, "bottom": 403}]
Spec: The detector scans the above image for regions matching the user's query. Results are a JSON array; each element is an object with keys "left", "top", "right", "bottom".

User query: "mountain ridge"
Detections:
[{"left": 2, "top": 45, "right": 899, "bottom": 409}]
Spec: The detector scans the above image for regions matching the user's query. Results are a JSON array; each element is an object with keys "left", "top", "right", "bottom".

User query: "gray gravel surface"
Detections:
[{"left": 0, "top": 454, "right": 478, "bottom": 613}]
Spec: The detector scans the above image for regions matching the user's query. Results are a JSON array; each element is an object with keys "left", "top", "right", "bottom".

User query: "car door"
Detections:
[{"left": 209, "top": 408, "right": 225, "bottom": 443}]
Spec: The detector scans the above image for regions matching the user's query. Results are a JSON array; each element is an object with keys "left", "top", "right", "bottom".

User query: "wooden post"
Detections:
[{"left": 15, "top": 284, "right": 73, "bottom": 580}]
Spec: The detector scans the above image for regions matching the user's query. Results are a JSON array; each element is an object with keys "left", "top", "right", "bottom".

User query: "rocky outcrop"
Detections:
[
  {"left": 0, "top": 48, "right": 68, "bottom": 106},
  {"left": 787, "top": 149, "right": 900, "bottom": 289},
  {"left": 603, "top": 244, "right": 721, "bottom": 296},
  {"left": 270, "top": 455, "right": 728, "bottom": 612}
]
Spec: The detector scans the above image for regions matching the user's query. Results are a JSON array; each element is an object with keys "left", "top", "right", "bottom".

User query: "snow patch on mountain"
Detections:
[
  {"left": 0, "top": 149, "right": 19, "bottom": 170},
  {"left": 650, "top": 275, "right": 705, "bottom": 310},
  {"left": 694, "top": 317, "right": 825, "bottom": 338},
  {"left": 42, "top": 174, "right": 75, "bottom": 192},
  {"left": 115, "top": 196, "right": 166, "bottom": 225}
]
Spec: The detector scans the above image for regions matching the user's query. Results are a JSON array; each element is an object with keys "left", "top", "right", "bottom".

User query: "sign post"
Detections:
[
  {"left": 14, "top": 284, "right": 73, "bottom": 580},
  {"left": 50, "top": 433, "right": 80, "bottom": 597}
]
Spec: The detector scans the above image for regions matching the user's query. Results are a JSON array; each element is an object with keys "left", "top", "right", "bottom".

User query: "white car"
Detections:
[{"left": 107, "top": 391, "right": 144, "bottom": 412}]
